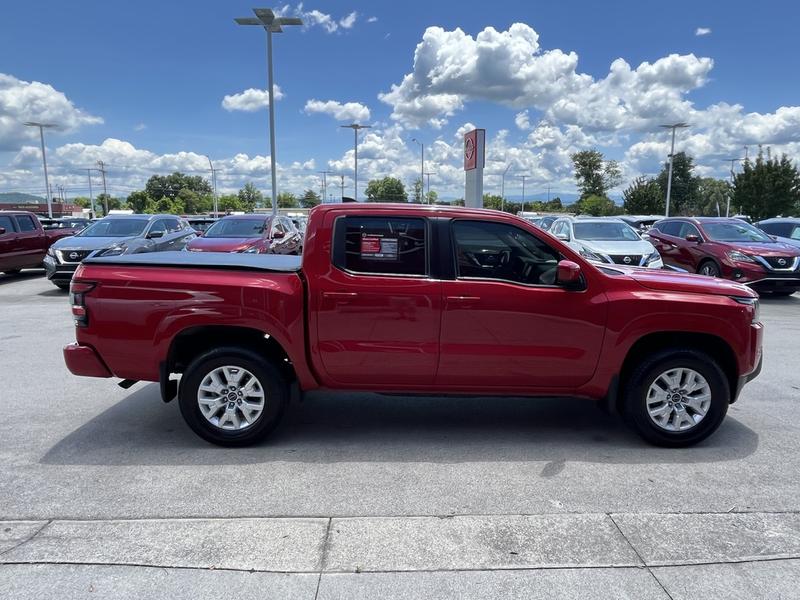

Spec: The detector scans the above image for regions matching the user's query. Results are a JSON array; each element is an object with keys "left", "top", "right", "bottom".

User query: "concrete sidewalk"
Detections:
[{"left": 2, "top": 511, "right": 799, "bottom": 599}]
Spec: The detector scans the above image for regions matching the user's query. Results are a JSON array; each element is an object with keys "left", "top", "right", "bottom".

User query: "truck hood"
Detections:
[
  {"left": 186, "top": 237, "right": 261, "bottom": 253},
  {"left": 579, "top": 238, "right": 654, "bottom": 256},
  {"left": 51, "top": 235, "right": 139, "bottom": 251},
  {"left": 612, "top": 266, "right": 757, "bottom": 298}
]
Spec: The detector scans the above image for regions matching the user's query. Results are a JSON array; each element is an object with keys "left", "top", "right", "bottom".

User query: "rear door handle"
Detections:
[
  {"left": 446, "top": 295, "right": 480, "bottom": 305},
  {"left": 323, "top": 292, "right": 358, "bottom": 299}
]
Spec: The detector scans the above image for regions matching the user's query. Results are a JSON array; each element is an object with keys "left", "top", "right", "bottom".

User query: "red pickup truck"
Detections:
[
  {"left": 0, "top": 210, "right": 78, "bottom": 274},
  {"left": 64, "top": 204, "right": 763, "bottom": 447}
]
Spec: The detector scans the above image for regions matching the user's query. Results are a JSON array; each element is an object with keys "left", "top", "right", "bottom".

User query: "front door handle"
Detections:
[
  {"left": 323, "top": 291, "right": 358, "bottom": 299},
  {"left": 446, "top": 295, "right": 480, "bottom": 306}
]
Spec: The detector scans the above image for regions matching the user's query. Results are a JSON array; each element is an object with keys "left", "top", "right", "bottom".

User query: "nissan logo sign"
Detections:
[
  {"left": 778, "top": 258, "right": 787, "bottom": 266},
  {"left": 623, "top": 256, "right": 632, "bottom": 264},
  {"left": 69, "top": 252, "right": 80, "bottom": 261}
]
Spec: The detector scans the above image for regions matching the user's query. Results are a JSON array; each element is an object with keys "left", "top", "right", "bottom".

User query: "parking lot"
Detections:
[{"left": 1, "top": 270, "right": 799, "bottom": 599}]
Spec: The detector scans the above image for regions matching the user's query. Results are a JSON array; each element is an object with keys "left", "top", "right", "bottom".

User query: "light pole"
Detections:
[
  {"left": 96, "top": 160, "right": 108, "bottom": 214},
  {"left": 85, "top": 169, "right": 95, "bottom": 217},
  {"left": 341, "top": 124, "right": 370, "bottom": 201},
  {"left": 519, "top": 174, "right": 528, "bottom": 213},
  {"left": 724, "top": 157, "right": 744, "bottom": 217},
  {"left": 660, "top": 122, "right": 689, "bottom": 217},
  {"left": 206, "top": 156, "right": 218, "bottom": 216},
  {"left": 423, "top": 171, "right": 436, "bottom": 204},
  {"left": 236, "top": 8, "right": 303, "bottom": 217},
  {"left": 501, "top": 164, "right": 511, "bottom": 212},
  {"left": 23, "top": 121, "right": 56, "bottom": 218},
  {"left": 318, "top": 170, "right": 333, "bottom": 203},
  {"left": 411, "top": 138, "right": 424, "bottom": 203}
]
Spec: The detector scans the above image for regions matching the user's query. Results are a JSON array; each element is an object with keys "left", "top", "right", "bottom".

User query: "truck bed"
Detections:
[{"left": 84, "top": 251, "right": 302, "bottom": 272}]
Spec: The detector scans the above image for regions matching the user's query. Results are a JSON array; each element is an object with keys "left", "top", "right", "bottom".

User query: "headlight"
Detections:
[
  {"left": 732, "top": 296, "right": 760, "bottom": 323},
  {"left": 99, "top": 244, "right": 128, "bottom": 257},
  {"left": 579, "top": 247, "right": 604, "bottom": 262},
  {"left": 46, "top": 247, "right": 56, "bottom": 258},
  {"left": 240, "top": 245, "right": 261, "bottom": 254},
  {"left": 727, "top": 250, "right": 756, "bottom": 263},
  {"left": 645, "top": 250, "right": 661, "bottom": 265}
]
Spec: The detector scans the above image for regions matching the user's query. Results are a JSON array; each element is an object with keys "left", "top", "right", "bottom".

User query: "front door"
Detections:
[
  {"left": 436, "top": 219, "right": 607, "bottom": 389},
  {"left": 0, "top": 215, "right": 19, "bottom": 270},
  {"left": 315, "top": 214, "right": 441, "bottom": 386},
  {"left": 12, "top": 214, "right": 44, "bottom": 268}
]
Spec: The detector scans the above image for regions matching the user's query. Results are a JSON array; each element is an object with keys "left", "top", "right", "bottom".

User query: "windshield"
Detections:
[
  {"left": 704, "top": 222, "right": 773, "bottom": 243},
  {"left": 78, "top": 219, "right": 149, "bottom": 237},
  {"left": 574, "top": 222, "right": 641, "bottom": 241},
  {"left": 204, "top": 218, "right": 267, "bottom": 238}
]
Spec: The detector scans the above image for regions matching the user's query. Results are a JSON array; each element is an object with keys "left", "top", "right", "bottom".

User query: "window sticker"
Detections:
[{"left": 360, "top": 233, "right": 399, "bottom": 260}]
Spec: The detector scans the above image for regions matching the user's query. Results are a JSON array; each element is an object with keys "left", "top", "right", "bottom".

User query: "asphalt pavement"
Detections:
[{"left": 1, "top": 270, "right": 799, "bottom": 599}]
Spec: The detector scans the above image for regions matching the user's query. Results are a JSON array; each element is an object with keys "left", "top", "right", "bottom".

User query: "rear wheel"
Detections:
[
  {"left": 765, "top": 290, "right": 795, "bottom": 297},
  {"left": 178, "top": 347, "right": 288, "bottom": 447},
  {"left": 623, "top": 349, "right": 729, "bottom": 447},
  {"left": 697, "top": 260, "right": 720, "bottom": 277},
  {"left": 3, "top": 269, "right": 21, "bottom": 275}
]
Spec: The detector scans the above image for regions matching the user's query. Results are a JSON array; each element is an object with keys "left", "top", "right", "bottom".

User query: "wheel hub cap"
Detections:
[
  {"left": 197, "top": 365, "right": 266, "bottom": 431},
  {"left": 646, "top": 368, "right": 711, "bottom": 432}
]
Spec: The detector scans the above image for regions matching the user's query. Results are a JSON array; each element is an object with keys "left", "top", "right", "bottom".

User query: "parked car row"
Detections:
[{"left": 0, "top": 211, "right": 82, "bottom": 275}]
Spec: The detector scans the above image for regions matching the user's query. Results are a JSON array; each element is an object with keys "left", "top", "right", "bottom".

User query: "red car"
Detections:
[
  {"left": 0, "top": 211, "right": 79, "bottom": 275},
  {"left": 185, "top": 214, "right": 302, "bottom": 255},
  {"left": 648, "top": 217, "right": 800, "bottom": 296},
  {"left": 64, "top": 204, "right": 762, "bottom": 448}
]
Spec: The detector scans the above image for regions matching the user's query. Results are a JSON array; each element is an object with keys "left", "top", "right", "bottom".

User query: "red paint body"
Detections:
[
  {"left": 64, "top": 205, "right": 763, "bottom": 404},
  {"left": 0, "top": 211, "right": 77, "bottom": 272}
]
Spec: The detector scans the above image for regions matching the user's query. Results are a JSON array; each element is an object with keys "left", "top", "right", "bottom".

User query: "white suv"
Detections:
[{"left": 549, "top": 217, "right": 663, "bottom": 269}]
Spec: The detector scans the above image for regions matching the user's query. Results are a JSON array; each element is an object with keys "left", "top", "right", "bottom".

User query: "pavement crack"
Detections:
[
  {"left": 314, "top": 517, "right": 333, "bottom": 600},
  {"left": 607, "top": 513, "right": 675, "bottom": 600},
  {"left": 0, "top": 520, "right": 51, "bottom": 558}
]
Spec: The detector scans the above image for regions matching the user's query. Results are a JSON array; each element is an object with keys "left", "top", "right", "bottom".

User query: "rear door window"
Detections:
[
  {"left": 657, "top": 221, "right": 682, "bottom": 237},
  {"left": 15, "top": 215, "right": 37, "bottom": 232},
  {"left": 334, "top": 216, "right": 427, "bottom": 276}
]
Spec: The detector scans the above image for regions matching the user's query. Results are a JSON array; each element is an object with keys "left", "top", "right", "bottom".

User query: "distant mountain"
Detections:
[{"left": 0, "top": 192, "right": 45, "bottom": 204}]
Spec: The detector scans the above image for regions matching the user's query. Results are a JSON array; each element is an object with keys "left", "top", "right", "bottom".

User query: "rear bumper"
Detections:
[
  {"left": 63, "top": 343, "right": 112, "bottom": 378},
  {"left": 732, "top": 322, "right": 764, "bottom": 403}
]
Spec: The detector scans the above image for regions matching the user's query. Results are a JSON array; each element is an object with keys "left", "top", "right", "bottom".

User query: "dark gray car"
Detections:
[
  {"left": 44, "top": 214, "right": 196, "bottom": 289},
  {"left": 756, "top": 218, "right": 800, "bottom": 249}
]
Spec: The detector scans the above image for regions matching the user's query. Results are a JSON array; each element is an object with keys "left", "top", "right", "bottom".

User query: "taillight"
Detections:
[{"left": 70, "top": 281, "right": 96, "bottom": 327}]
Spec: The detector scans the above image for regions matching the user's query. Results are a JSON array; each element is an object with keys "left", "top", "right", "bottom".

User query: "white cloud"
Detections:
[
  {"left": 275, "top": 4, "right": 359, "bottom": 33},
  {"left": 133, "top": 122, "right": 147, "bottom": 131},
  {"left": 221, "top": 86, "right": 284, "bottom": 112},
  {"left": 0, "top": 72, "right": 102, "bottom": 152},
  {"left": 367, "top": 16, "right": 378, "bottom": 23},
  {"left": 695, "top": 27, "right": 712, "bottom": 36},
  {"left": 515, "top": 110, "right": 531, "bottom": 130},
  {"left": 304, "top": 99, "right": 370, "bottom": 122}
]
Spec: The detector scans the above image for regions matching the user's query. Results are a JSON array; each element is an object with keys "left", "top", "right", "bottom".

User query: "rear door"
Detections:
[
  {"left": 437, "top": 219, "right": 607, "bottom": 389},
  {"left": 314, "top": 214, "right": 442, "bottom": 386},
  {"left": 12, "top": 214, "right": 45, "bottom": 268},
  {"left": 0, "top": 215, "right": 19, "bottom": 270},
  {"left": 649, "top": 221, "right": 683, "bottom": 268}
]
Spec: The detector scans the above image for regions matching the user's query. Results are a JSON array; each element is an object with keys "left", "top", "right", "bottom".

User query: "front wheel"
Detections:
[
  {"left": 697, "top": 260, "right": 721, "bottom": 278},
  {"left": 178, "top": 347, "right": 288, "bottom": 447},
  {"left": 623, "top": 349, "right": 729, "bottom": 447}
]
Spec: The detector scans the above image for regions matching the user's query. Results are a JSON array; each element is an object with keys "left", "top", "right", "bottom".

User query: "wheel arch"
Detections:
[{"left": 614, "top": 331, "right": 738, "bottom": 413}]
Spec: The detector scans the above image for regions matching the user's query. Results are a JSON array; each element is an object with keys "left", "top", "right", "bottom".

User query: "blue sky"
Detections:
[{"left": 2, "top": 0, "right": 799, "bottom": 201}]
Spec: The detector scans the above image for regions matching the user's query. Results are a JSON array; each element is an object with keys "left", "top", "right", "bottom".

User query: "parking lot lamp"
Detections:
[
  {"left": 660, "top": 122, "right": 689, "bottom": 217},
  {"left": 341, "top": 124, "right": 370, "bottom": 201},
  {"left": 236, "top": 8, "right": 303, "bottom": 217},
  {"left": 23, "top": 121, "right": 56, "bottom": 218}
]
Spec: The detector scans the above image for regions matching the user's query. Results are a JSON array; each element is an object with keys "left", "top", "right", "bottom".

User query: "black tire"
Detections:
[
  {"left": 697, "top": 260, "right": 720, "bottom": 278},
  {"left": 765, "top": 290, "right": 795, "bottom": 297},
  {"left": 178, "top": 347, "right": 288, "bottom": 447},
  {"left": 623, "top": 349, "right": 729, "bottom": 447},
  {"left": 3, "top": 269, "right": 21, "bottom": 275},
  {"left": 54, "top": 282, "right": 70, "bottom": 291}
]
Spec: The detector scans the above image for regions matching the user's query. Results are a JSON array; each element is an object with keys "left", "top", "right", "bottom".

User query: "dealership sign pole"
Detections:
[{"left": 464, "top": 129, "right": 485, "bottom": 208}]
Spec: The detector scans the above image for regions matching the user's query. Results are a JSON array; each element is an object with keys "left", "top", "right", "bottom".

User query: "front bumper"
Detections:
[
  {"left": 721, "top": 260, "right": 800, "bottom": 292},
  {"left": 44, "top": 255, "right": 78, "bottom": 284},
  {"left": 63, "top": 343, "right": 112, "bottom": 378}
]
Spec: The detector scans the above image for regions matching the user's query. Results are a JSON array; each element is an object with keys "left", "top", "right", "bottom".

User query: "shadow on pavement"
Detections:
[
  {"left": 41, "top": 382, "right": 759, "bottom": 467},
  {"left": 0, "top": 269, "right": 44, "bottom": 286}
]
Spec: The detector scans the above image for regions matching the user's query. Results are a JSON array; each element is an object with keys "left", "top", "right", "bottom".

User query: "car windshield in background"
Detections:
[
  {"left": 574, "top": 222, "right": 640, "bottom": 241},
  {"left": 78, "top": 219, "right": 149, "bottom": 237},
  {"left": 704, "top": 222, "right": 773, "bottom": 243},
  {"left": 204, "top": 219, "right": 266, "bottom": 238}
]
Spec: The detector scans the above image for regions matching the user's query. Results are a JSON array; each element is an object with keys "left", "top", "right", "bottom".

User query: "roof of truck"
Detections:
[{"left": 311, "top": 202, "right": 511, "bottom": 220}]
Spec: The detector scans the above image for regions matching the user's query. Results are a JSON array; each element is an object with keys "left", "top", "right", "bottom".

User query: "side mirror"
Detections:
[
  {"left": 685, "top": 234, "right": 701, "bottom": 243},
  {"left": 272, "top": 230, "right": 285, "bottom": 239},
  {"left": 557, "top": 259, "right": 583, "bottom": 290},
  {"left": 770, "top": 235, "right": 778, "bottom": 241},
  {"left": 0, "top": 227, "right": 6, "bottom": 235},
  {"left": 147, "top": 230, "right": 164, "bottom": 239},
  {"left": 555, "top": 232, "right": 569, "bottom": 242}
]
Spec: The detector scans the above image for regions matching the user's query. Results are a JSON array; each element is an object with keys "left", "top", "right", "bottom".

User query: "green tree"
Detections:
[
  {"left": 300, "top": 189, "right": 321, "bottom": 208},
  {"left": 623, "top": 176, "right": 664, "bottom": 215},
  {"left": 575, "top": 195, "right": 619, "bottom": 216},
  {"left": 176, "top": 188, "right": 213, "bottom": 215},
  {"left": 732, "top": 149, "right": 800, "bottom": 220},
  {"left": 482, "top": 193, "right": 504, "bottom": 211},
  {"left": 571, "top": 150, "right": 622, "bottom": 199},
  {"left": 365, "top": 177, "right": 407, "bottom": 202},
  {"left": 277, "top": 191, "right": 298, "bottom": 208},
  {"left": 218, "top": 194, "right": 245, "bottom": 213},
  {"left": 696, "top": 178, "right": 732, "bottom": 216},
  {"left": 411, "top": 178, "right": 423, "bottom": 203},
  {"left": 425, "top": 190, "right": 438, "bottom": 205},
  {"left": 656, "top": 152, "right": 700, "bottom": 215},
  {"left": 238, "top": 183, "right": 263, "bottom": 211},
  {"left": 544, "top": 197, "right": 563, "bottom": 211},
  {"left": 145, "top": 172, "right": 211, "bottom": 200},
  {"left": 126, "top": 191, "right": 154, "bottom": 213},
  {"left": 95, "top": 193, "right": 123, "bottom": 215}
]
